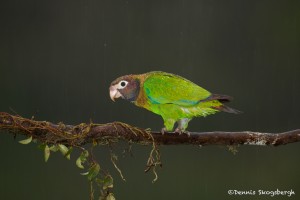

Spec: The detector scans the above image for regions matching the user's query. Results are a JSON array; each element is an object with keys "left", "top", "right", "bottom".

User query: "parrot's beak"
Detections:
[{"left": 109, "top": 85, "right": 123, "bottom": 102}]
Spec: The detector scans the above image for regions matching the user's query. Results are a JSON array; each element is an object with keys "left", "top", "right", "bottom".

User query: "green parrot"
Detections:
[{"left": 109, "top": 71, "right": 241, "bottom": 133}]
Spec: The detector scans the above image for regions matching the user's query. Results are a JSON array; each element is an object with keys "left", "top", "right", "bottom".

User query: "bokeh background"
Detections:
[{"left": 0, "top": 0, "right": 299, "bottom": 199}]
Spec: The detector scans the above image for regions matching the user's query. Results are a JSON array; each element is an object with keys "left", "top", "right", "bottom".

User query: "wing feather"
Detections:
[{"left": 143, "top": 72, "right": 211, "bottom": 106}]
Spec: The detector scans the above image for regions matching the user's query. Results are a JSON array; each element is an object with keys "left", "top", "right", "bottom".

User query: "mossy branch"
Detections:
[
  {"left": 0, "top": 112, "right": 299, "bottom": 147},
  {"left": 1, "top": 112, "right": 299, "bottom": 199}
]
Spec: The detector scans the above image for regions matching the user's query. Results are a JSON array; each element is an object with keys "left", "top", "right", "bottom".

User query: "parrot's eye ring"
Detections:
[{"left": 118, "top": 81, "right": 128, "bottom": 89}]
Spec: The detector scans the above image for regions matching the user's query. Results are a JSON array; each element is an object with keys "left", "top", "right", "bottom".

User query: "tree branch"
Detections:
[{"left": 0, "top": 112, "right": 299, "bottom": 147}]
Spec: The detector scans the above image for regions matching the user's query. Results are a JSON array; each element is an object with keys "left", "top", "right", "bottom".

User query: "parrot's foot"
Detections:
[
  {"left": 161, "top": 127, "right": 167, "bottom": 135},
  {"left": 175, "top": 128, "right": 191, "bottom": 137},
  {"left": 175, "top": 118, "right": 191, "bottom": 136}
]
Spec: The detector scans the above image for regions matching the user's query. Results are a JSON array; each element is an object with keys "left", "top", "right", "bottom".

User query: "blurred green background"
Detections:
[{"left": 0, "top": 0, "right": 299, "bottom": 199}]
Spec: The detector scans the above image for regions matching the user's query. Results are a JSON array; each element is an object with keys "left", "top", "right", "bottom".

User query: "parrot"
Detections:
[{"left": 109, "top": 71, "right": 241, "bottom": 134}]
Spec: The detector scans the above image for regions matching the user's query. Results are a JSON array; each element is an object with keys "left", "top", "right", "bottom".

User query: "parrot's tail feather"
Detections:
[
  {"left": 200, "top": 94, "right": 233, "bottom": 103},
  {"left": 213, "top": 105, "right": 242, "bottom": 114}
]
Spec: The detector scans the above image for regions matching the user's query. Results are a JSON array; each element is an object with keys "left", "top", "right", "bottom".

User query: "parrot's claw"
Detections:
[
  {"left": 175, "top": 128, "right": 191, "bottom": 137},
  {"left": 161, "top": 127, "right": 167, "bottom": 135}
]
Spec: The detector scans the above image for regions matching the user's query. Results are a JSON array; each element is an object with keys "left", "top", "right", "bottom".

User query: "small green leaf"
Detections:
[
  {"left": 44, "top": 145, "right": 50, "bottom": 162},
  {"left": 106, "top": 193, "right": 115, "bottom": 200},
  {"left": 76, "top": 157, "right": 84, "bottom": 169},
  {"left": 82, "top": 150, "right": 89, "bottom": 157},
  {"left": 80, "top": 162, "right": 100, "bottom": 180},
  {"left": 58, "top": 144, "right": 68, "bottom": 154},
  {"left": 65, "top": 147, "right": 73, "bottom": 160},
  {"left": 102, "top": 175, "right": 113, "bottom": 190},
  {"left": 87, "top": 163, "right": 100, "bottom": 181},
  {"left": 58, "top": 144, "right": 71, "bottom": 160},
  {"left": 76, "top": 150, "right": 89, "bottom": 169},
  {"left": 19, "top": 136, "right": 32, "bottom": 144},
  {"left": 49, "top": 145, "right": 59, "bottom": 152}
]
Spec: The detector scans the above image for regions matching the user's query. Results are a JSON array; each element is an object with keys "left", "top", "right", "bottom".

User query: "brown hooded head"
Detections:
[{"left": 109, "top": 75, "right": 140, "bottom": 102}]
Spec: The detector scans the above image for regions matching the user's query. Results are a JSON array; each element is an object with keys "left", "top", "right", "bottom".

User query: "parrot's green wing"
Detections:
[{"left": 143, "top": 72, "right": 211, "bottom": 106}]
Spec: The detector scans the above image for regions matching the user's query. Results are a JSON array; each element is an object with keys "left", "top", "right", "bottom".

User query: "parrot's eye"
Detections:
[
  {"left": 118, "top": 81, "right": 128, "bottom": 89},
  {"left": 121, "top": 81, "right": 126, "bottom": 87}
]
